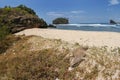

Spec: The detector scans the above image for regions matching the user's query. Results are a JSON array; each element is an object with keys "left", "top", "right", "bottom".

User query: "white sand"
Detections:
[{"left": 15, "top": 28, "right": 120, "bottom": 48}]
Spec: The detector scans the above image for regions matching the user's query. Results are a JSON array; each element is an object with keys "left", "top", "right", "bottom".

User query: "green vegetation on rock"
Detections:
[
  {"left": 0, "top": 5, "right": 47, "bottom": 33},
  {"left": 17, "top": 4, "right": 36, "bottom": 15}
]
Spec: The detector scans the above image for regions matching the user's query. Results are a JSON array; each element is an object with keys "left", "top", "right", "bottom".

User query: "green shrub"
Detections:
[
  {"left": 0, "top": 26, "right": 10, "bottom": 41},
  {"left": 17, "top": 4, "right": 36, "bottom": 15}
]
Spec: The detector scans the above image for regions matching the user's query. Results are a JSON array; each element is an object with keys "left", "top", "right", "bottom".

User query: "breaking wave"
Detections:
[
  {"left": 57, "top": 24, "right": 120, "bottom": 28},
  {"left": 55, "top": 24, "right": 120, "bottom": 32}
]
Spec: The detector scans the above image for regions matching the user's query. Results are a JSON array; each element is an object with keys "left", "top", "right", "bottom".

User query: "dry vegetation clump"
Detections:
[
  {"left": 0, "top": 35, "right": 77, "bottom": 80},
  {"left": 0, "top": 35, "right": 23, "bottom": 54},
  {"left": 0, "top": 48, "right": 76, "bottom": 80},
  {"left": 0, "top": 35, "right": 120, "bottom": 80},
  {"left": 75, "top": 47, "right": 120, "bottom": 80}
]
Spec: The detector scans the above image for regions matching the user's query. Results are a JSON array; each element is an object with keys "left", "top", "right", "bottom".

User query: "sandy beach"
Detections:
[{"left": 15, "top": 28, "right": 120, "bottom": 48}]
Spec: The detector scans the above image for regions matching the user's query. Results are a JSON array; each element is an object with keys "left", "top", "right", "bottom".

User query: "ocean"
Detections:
[{"left": 55, "top": 24, "right": 120, "bottom": 32}]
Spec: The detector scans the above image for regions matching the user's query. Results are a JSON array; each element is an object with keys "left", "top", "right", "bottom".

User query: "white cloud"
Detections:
[
  {"left": 46, "top": 12, "right": 64, "bottom": 17},
  {"left": 109, "top": 0, "right": 119, "bottom": 5},
  {"left": 70, "top": 10, "right": 85, "bottom": 14},
  {"left": 46, "top": 10, "right": 85, "bottom": 17}
]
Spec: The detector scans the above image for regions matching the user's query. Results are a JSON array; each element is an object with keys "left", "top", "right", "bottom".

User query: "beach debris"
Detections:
[
  {"left": 68, "top": 67, "right": 74, "bottom": 71},
  {"left": 55, "top": 78, "right": 60, "bottom": 80},
  {"left": 69, "top": 47, "right": 88, "bottom": 68}
]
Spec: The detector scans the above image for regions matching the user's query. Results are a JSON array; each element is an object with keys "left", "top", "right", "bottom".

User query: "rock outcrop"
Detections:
[
  {"left": 52, "top": 17, "right": 69, "bottom": 24},
  {"left": 48, "top": 24, "right": 56, "bottom": 28},
  {"left": 0, "top": 5, "right": 47, "bottom": 33},
  {"left": 110, "top": 20, "right": 117, "bottom": 24}
]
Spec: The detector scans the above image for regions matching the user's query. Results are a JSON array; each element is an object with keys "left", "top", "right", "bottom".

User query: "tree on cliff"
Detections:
[
  {"left": 52, "top": 17, "right": 69, "bottom": 24},
  {"left": 17, "top": 4, "right": 36, "bottom": 15}
]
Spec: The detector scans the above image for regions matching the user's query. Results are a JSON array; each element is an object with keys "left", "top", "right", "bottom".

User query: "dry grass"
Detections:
[
  {"left": 0, "top": 35, "right": 22, "bottom": 54},
  {"left": 0, "top": 35, "right": 120, "bottom": 80},
  {"left": 0, "top": 35, "right": 76, "bottom": 80},
  {"left": 0, "top": 49, "right": 76, "bottom": 80},
  {"left": 75, "top": 47, "right": 120, "bottom": 80}
]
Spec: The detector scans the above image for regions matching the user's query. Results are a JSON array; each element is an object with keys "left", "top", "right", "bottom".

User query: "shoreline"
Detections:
[{"left": 15, "top": 28, "right": 120, "bottom": 48}]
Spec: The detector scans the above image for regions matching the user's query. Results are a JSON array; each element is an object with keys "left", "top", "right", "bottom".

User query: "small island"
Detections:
[
  {"left": 52, "top": 17, "right": 69, "bottom": 24},
  {"left": 110, "top": 20, "right": 117, "bottom": 24}
]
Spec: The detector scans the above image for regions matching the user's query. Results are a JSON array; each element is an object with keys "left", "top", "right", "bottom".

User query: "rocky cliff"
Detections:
[{"left": 0, "top": 5, "right": 47, "bottom": 33}]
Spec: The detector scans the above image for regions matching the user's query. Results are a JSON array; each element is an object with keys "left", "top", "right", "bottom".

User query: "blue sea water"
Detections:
[{"left": 55, "top": 24, "right": 120, "bottom": 32}]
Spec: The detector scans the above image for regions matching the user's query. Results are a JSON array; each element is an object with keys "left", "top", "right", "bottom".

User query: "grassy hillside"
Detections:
[{"left": 0, "top": 35, "right": 120, "bottom": 80}]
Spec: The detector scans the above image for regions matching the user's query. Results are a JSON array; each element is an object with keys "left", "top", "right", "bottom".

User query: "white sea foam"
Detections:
[{"left": 57, "top": 24, "right": 120, "bottom": 28}]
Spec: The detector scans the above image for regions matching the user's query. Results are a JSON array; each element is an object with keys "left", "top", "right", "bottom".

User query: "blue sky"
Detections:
[{"left": 0, "top": 0, "right": 120, "bottom": 23}]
